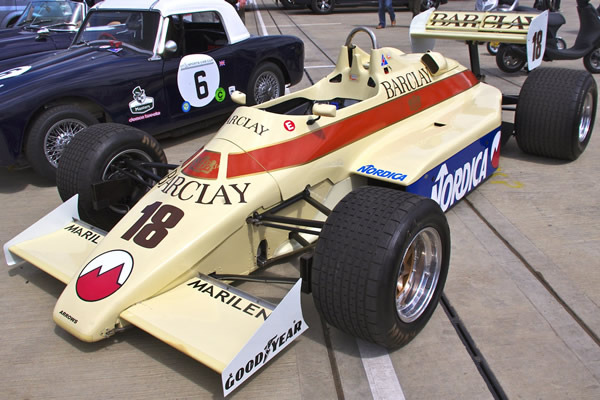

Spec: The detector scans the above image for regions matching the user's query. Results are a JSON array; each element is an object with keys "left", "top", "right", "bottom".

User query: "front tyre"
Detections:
[
  {"left": 496, "top": 44, "right": 526, "bottom": 73},
  {"left": 312, "top": 187, "right": 450, "bottom": 349},
  {"left": 515, "top": 68, "right": 597, "bottom": 160},
  {"left": 486, "top": 41, "right": 500, "bottom": 55},
  {"left": 25, "top": 105, "right": 97, "bottom": 181},
  {"left": 247, "top": 62, "right": 285, "bottom": 105},
  {"left": 583, "top": 47, "right": 600, "bottom": 74},
  {"left": 57, "top": 123, "right": 167, "bottom": 231}
]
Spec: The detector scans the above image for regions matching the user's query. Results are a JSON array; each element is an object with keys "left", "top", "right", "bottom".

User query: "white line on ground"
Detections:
[
  {"left": 249, "top": 0, "right": 269, "bottom": 37},
  {"left": 357, "top": 339, "right": 406, "bottom": 400}
]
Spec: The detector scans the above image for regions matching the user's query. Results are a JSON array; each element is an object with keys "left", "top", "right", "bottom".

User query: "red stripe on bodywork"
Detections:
[{"left": 227, "top": 70, "right": 478, "bottom": 178}]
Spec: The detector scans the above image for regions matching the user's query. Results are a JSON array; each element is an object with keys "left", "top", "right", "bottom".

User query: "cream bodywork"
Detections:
[{"left": 5, "top": 40, "right": 502, "bottom": 394}]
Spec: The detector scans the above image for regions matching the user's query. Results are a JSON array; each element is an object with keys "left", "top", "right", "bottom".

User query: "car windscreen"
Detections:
[
  {"left": 15, "top": 1, "right": 84, "bottom": 30},
  {"left": 74, "top": 10, "right": 161, "bottom": 52}
]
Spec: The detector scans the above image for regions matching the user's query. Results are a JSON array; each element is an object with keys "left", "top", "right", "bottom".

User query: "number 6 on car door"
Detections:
[{"left": 177, "top": 54, "right": 220, "bottom": 107}]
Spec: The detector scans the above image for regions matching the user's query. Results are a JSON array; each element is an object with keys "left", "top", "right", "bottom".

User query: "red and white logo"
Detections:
[
  {"left": 283, "top": 120, "right": 295, "bottom": 132},
  {"left": 491, "top": 131, "right": 501, "bottom": 169},
  {"left": 76, "top": 250, "right": 134, "bottom": 302}
]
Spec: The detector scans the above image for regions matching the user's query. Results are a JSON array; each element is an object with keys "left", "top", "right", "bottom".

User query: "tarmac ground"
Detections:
[{"left": 1, "top": 1, "right": 599, "bottom": 399}]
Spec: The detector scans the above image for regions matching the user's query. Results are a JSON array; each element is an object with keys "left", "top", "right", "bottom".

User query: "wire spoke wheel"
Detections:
[
  {"left": 253, "top": 71, "right": 280, "bottom": 104},
  {"left": 44, "top": 118, "right": 89, "bottom": 167}
]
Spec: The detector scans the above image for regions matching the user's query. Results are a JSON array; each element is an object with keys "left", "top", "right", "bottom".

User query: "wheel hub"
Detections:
[
  {"left": 579, "top": 91, "right": 594, "bottom": 143},
  {"left": 396, "top": 227, "right": 442, "bottom": 323}
]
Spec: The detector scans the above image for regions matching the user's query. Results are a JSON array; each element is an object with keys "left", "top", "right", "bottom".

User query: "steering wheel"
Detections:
[
  {"left": 344, "top": 27, "right": 379, "bottom": 50},
  {"left": 98, "top": 32, "right": 117, "bottom": 40}
]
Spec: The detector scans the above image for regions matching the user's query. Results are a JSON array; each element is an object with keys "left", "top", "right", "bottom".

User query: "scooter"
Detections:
[
  {"left": 476, "top": 0, "right": 566, "bottom": 56},
  {"left": 496, "top": 0, "right": 600, "bottom": 73}
]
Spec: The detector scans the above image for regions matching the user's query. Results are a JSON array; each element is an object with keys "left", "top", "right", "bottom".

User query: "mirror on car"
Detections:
[{"left": 165, "top": 40, "right": 178, "bottom": 53}]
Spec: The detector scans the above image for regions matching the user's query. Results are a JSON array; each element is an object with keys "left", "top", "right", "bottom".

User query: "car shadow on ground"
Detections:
[{"left": 0, "top": 166, "right": 55, "bottom": 193}]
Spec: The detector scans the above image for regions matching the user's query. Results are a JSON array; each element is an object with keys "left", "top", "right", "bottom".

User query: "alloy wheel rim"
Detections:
[{"left": 396, "top": 227, "right": 442, "bottom": 323}]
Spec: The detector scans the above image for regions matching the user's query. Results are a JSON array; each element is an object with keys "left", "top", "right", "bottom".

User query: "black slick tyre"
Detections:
[
  {"left": 312, "top": 187, "right": 450, "bottom": 349},
  {"left": 247, "top": 62, "right": 285, "bottom": 105},
  {"left": 56, "top": 123, "right": 167, "bottom": 231},
  {"left": 496, "top": 44, "right": 526, "bottom": 73},
  {"left": 515, "top": 68, "right": 597, "bottom": 160},
  {"left": 25, "top": 105, "right": 97, "bottom": 181}
]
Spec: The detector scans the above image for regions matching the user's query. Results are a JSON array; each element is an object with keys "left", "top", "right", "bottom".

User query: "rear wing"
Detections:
[{"left": 410, "top": 8, "right": 549, "bottom": 74}]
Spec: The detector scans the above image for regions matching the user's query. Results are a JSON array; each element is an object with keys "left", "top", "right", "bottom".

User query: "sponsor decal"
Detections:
[
  {"left": 429, "top": 11, "right": 533, "bottom": 31},
  {"left": 107, "top": 47, "right": 123, "bottom": 54},
  {"left": 0, "top": 66, "right": 31, "bottom": 80},
  {"left": 215, "top": 87, "right": 226, "bottom": 102},
  {"left": 187, "top": 279, "right": 270, "bottom": 320},
  {"left": 129, "top": 86, "right": 154, "bottom": 114},
  {"left": 357, "top": 165, "right": 407, "bottom": 181},
  {"left": 182, "top": 150, "right": 220, "bottom": 179},
  {"left": 157, "top": 170, "right": 250, "bottom": 205},
  {"left": 224, "top": 319, "right": 304, "bottom": 392},
  {"left": 64, "top": 224, "right": 102, "bottom": 244},
  {"left": 225, "top": 114, "right": 269, "bottom": 135},
  {"left": 380, "top": 67, "right": 432, "bottom": 99},
  {"left": 219, "top": 60, "right": 226, "bottom": 67},
  {"left": 228, "top": 86, "right": 236, "bottom": 95},
  {"left": 408, "top": 129, "right": 501, "bottom": 211},
  {"left": 381, "top": 54, "right": 389, "bottom": 67},
  {"left": 182, "top": 101, "right": 191, "bottom": 113},
  {"left": 76, "top": 250, "right": 134, "bottom": 302},
  {"left": 128, "top": 111, "right": 161, "bottom": 123},
  {"left": 177, "top": 54, "right": 220, "bottom": 108},
  {"left": 59, "top": 310, "right": 78, "bottom": 324},
  {"left": 283, "top": 120, "right": 295, "bottom": 132}
]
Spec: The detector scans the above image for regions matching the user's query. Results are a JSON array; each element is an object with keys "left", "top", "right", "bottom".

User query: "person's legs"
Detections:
[
  {"left": 410, "top": 0, "right": 421, "bottom": 17},
  {"left": 377, "top": 0, "right": 386, "bottom": 28},
  {"left": 386, "top": 0, "right": 396, "bottom": 25}
]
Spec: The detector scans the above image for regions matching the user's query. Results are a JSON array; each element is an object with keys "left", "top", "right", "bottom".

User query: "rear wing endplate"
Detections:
[{"left": 410, "top": 8, "right": 549, "bottom": 74}]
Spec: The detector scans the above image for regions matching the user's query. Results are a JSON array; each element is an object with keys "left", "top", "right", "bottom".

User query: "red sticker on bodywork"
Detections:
[
  {"left": 182, "top": 150, "right": 220, "bottom": 179},
  {"left": 76, "top": 250, "right": 133, "bottom": 302}
]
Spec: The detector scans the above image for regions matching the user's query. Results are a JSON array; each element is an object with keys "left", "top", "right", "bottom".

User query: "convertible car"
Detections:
[
  {"left": 0, "top": 0, "right": 303, "bottom": 180},
  {"left": 4, "top": 8, "right": 596, "bottom": 397},
  {"left": 0, "top": 0, "right": 88, "bottom": 72}
]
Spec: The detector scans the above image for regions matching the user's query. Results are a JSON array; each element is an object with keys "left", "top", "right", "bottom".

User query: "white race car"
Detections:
[{"left": 4, "top": 10, "right": 596, "bottom": 396}]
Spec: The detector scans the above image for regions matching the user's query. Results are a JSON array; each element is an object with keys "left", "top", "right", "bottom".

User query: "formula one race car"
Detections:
[{"left": 4, "top": 9, "right": 596, "bottom": 396}]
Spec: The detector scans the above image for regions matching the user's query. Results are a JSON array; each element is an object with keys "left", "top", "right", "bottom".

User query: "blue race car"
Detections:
[
  {"left": 0, "top": 0, "right": 88, "bottom": 72},
  {"left": 0, "top": 0, "right": 304, "bottom": 180}
]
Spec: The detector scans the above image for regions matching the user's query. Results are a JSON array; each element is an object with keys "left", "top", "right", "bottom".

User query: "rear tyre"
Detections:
[
  {"left": 312, "top": 187, "right": 450, "bottom": 349},
  {"left": 515, "top": 68, "right": 597, "bottom": 160},
  {"left": 247, "top": 62, "right": 284, "bottom": 105},
  {"left": 496, "top": 44, "right": 526, "bottom": 73},
  {"left": 583, "top": 47, "right": 600, "bottom": 74},
  {"left": 57, "top": 123, "right": 167, "bottom": 231},
  {"left": 25, "top": 105, "right": 97, "bottom": 181}
]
